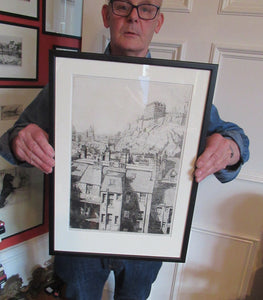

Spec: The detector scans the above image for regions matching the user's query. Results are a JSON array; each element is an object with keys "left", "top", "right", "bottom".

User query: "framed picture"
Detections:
[
  {"left": 0, "top": 87, "right": 47, "bottom": 249},
  {"left": 43, "top": 0, "right": 83, "bottom": 38},
  {"left": 0, "top": 21, "right": 38, "bottom": 80},
  {"left": 49, "top": 51, "right": 218, "bottom": 262},
  {"left": 0, "top": 0, "right": 39, "bottom": 20},
  {"left": 53, "top": 45, "right": 79, "bottom": 53}
]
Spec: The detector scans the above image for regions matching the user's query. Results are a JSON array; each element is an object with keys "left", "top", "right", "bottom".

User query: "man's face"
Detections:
[{"left": 102, "top": 0, "right": 164, "bottom": 57}]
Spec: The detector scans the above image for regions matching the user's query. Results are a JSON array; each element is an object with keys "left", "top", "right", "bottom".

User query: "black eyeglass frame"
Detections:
[{"left": 109, "top": 0, "right": 160, "bottom": 20}]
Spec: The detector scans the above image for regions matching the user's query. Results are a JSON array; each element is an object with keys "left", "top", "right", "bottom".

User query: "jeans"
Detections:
[{"left": 54, "top": 255, "right": 162, "bottom": 300}]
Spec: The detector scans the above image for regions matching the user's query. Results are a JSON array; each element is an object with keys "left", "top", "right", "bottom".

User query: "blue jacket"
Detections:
[{"left": 0, "top": 83, "right": 249, "bottom": 183}]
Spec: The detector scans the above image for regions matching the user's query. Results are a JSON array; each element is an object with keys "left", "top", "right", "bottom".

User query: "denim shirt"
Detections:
[{"left": 0, "top": 56, "right": 249, "bottom": 183}]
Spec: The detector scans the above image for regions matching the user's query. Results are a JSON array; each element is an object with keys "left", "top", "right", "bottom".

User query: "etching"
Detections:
[{"left": 70, "top": 75, "right": 193, "bottom": 235}]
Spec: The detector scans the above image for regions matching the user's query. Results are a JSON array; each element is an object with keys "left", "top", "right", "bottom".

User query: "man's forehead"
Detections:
[{"left": 120, "top": 0, "right": 163, "bottom": 6}]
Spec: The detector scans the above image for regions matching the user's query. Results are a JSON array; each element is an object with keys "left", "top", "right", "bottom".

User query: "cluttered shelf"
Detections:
[{"left": 0, "top": 260, "right": 66, "bottom": 300}]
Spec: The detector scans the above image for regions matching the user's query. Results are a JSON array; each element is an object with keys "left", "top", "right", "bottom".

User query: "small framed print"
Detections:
[
  {"left": 0, "top": 0, "right": 39, "bottom": 20},
  {"left": 43, "top": 0, "right": 83, "bottom": 38},
  {"left": 49, "top": 51, "right": 218, "bottom": 262},
  {"left": 0, "top": 21, "right": 38, "bottom": 80},
  {"left": 53, "top": 45, "right": 79, "bottom": 53},
  {"left": 0, "top": 87, "right": 46, "bottom": 249}
]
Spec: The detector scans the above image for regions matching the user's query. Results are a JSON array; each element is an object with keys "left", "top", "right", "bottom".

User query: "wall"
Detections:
[
  {"left": 0, "top": 0, "right": 81, "bottom": 284},
  {"left": 0, "top": 0, "right": 81, "bottom": 86}
]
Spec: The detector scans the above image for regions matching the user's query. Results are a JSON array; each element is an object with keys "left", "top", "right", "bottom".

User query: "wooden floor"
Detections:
[
  {"left": 34, "top": 285, "right": 67, "bottom": 300},
  {"left": 35, "top": 291, "right": 66, "bottom": 299}
]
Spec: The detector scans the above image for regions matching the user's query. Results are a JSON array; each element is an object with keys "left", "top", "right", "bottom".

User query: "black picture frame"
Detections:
[
  {"left": 0, "top": 86, "right": 46, "bottom": 248},
  {"left": 53, "top": 45, "right": 79, "bottom": 53},
  {"left": 0, "top": 0, "right": 39, "bottom": 20},
  {"left": 49, "top": 50, "right": 218, "bottom": 262},
  {"left": 0, "top": 21, "right": 39, "bottom": 81},
  {"left": 43, "top": 0, "right": 83, "bottom": 39}
]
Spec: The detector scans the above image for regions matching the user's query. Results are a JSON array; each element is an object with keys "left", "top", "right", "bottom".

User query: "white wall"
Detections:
[{"left": 0, "top": 234, "right": 51, "bottom": 285}]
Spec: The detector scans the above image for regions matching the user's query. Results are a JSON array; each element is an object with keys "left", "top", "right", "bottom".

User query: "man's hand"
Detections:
[
  {"left": 11, "top": 124, "right": 55, "bottom": 174},
  {"left": 194, "top": 133, "right": 240, "bottom": 183}
]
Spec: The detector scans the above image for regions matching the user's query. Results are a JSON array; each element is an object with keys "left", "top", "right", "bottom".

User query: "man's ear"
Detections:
[
  {"left": 154, "top": 13, "right": 164, "bottom": 34},
  {"left": 102, "top": 4, "right": 110, "bottom": 28}
]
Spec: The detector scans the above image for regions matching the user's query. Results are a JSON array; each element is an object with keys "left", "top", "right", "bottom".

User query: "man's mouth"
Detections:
[{"left": 124, "top": 31, "right": 138, "bottom": 36}]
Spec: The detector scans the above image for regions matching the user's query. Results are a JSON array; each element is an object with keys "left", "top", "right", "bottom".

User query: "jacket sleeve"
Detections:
[
  {"left": 0, "top": 85, "right": 50, "bottom": 165},
  {"left": 207, "top": 104, "right": 250, "bottom": 183}
]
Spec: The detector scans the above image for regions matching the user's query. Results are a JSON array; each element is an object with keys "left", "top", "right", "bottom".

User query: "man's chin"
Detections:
[{"left": 116, "top": 44, "right": 145, "bottom": 57}]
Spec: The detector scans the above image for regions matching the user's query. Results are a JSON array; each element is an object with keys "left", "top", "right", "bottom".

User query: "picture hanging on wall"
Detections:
[
  {"left": 0, "top": 0, "right": 39, "bottom": 20},
  {"left": 0, "top": 21, "right": 38, "bottom": 81},
  {"left": 0, "top": 87, "right": 46, "bottom": 248},
  {"left": 43, "top": 0, "right": 83, "bottom": 38},
  {"left": 53, "top": 45, "right": 79, "bottom": 53},
  {"left": 49, "top": 51, "right": 218, "bottom": 262}
]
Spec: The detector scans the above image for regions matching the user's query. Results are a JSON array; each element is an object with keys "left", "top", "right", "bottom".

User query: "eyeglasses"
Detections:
[{"left": 110, "top": 0, "right": 160, "bottom": 20}]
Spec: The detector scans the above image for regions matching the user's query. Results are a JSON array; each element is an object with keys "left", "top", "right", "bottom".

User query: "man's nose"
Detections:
[{"left": 128, "top": 6, "right": 139, "bottom": 20}]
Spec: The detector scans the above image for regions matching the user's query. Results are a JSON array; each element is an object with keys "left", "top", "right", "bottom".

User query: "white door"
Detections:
[{"left": 81, "top": 1, "right": 263, "bottom": 299}]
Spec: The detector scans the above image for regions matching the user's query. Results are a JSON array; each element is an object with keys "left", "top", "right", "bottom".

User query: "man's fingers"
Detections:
[
  {"left": 29, "top": 151, "right": 54, "bottom": 174},
  {"left": 27, "top": 137, "right": 54, "bottom": 166},
  {"left": 32, "top": 129, "right": 55, "bottom": 158},
  {"left": 195, "top": 152, "right": 228, "bottom": 182},
  {"left": 194, "top": 133, "right": 237, "bottom": 182},
  {"left": 27, "top": 141, "right": 55, "bottom": 173},
  {"left": 195, "top": 146, "right": 213, "bottom": 168},
  {"left": 11, "top": 124, "right": 55, "bottom": 174}
]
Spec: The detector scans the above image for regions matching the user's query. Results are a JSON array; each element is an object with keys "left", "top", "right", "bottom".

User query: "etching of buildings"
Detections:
[
  {"left": 155, "top": 188, "right": 175, "bottom": 234},
  {"left": 70, "top": 100, "right": 189, "bottom": 234},
  {"left": 125, "top": 165, "right": 154, "bottom": 233},
  {"left": 143, "top": 101, "right": 166, "bottom": 120},
  {"left": 100, "top": 171, "right": 125, "bottom": 231}
]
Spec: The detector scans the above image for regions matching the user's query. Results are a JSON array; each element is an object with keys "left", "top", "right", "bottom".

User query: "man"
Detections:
[{"left": 0, "top": 0, "right": 249, "bottom": 299}]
